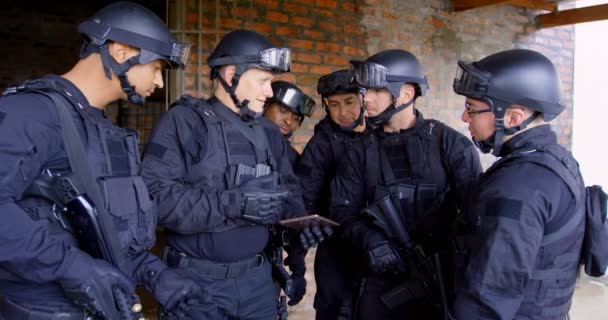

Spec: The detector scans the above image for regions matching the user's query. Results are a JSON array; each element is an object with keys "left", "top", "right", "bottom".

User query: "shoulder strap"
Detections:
[
  {"left": 34, "top": 89, "right": 127, "bottom": 270},
  {"left": 519, "top": 146, "right": 584, "bottom": 246}
]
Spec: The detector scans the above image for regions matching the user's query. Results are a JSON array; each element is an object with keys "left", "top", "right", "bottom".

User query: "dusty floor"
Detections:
[{"left": 287, "top": 276, "right": 608, "bottom": 320}]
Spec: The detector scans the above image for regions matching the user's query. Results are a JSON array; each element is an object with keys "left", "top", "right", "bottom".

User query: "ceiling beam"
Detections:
[
  {"left": 510, "top": 0, "right": 557, "bottom": 12},
  {"left": 451, "top": 0, "right": 511, "bottom": 12},
  {"left": 452, "top": 0, "right": 556, "bottom": 12},
  {"left": 537, "top": 4, "right": 608, "bottom": 28}
]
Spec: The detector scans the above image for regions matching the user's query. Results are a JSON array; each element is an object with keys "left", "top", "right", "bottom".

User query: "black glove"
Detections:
[
  {"left": 222, "top": 175, "right": 289, "bottom": 225},
  {"left": 59, "top": 250, "right": 139, "bottom": 320},
  {"left": 300, "top": 225, "right": 333, "bottom": 249},
  {"left": 149, "top": 268, "right": 207, "bottom": 314},
  {"left": 286, "top": 272, "right": 306, "bottom": 306},
  {"left": 284, "top": 252, "right": 306, "bottom": 306},
  {"left": 367, "top": 240, "right": 403, "bottom": 274}
]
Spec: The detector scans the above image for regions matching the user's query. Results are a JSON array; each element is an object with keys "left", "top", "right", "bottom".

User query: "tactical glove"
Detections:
[
  {"left": 222, "top": 174, "right": 289, "bottom": 225},
  {"left": 59, "top": 250, "right": 140, "bottom": 320},
  {"left": 149, "top": 268, "right": 207, "bottom": 313},
  {"left": 300, "top": 225, "right": 333, "bottom": 249}
]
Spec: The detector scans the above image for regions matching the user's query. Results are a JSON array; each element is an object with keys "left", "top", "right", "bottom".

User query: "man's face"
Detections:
[
  {"left": 124, "top": 59, "right": 165, "bottom": 98},
  {"left": 264, "top": 102, "right": 301, "bottom": 136},
  {"left": 235, "top": 68, "right": 275, "bottom": 113},
  {"left": 326, "top": 92, "right": 361, "bottom": 127},
  {"left": 461, "top": 97, "right": 496, "bottom": 142},
  {"left": 363, "top": 88, "right": 392, "bottom": 117}
]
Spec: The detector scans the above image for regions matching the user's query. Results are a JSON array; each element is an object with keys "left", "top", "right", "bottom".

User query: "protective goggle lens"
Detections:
[
  {"left": 350, "top": 61, "right": 390, "bottom": 88},
  {"left": 260, "top": 47, "right": 291, "bottom": 72},
  {"left": 453, "top": 61, "right": 491, "bottom": 99},
  {"left": 169, "top": 42, "right": 191, "bottom": 68}
]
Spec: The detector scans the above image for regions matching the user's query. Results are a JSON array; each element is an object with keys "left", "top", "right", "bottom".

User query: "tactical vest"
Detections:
[
  {"left": 365, "top": 119, "right": 450, "bottom": 242},
  {"left": 10, "top": 78, "right": 157, "bottom": 256},
  {"left": 169, "top": 95, "right": 279, "bottom": 232},
  {"left": 480, "top": 144, "right": 585, "bottom": 318}
]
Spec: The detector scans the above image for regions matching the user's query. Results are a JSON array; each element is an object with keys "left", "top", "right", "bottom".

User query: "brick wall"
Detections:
[{"left": 177, "top": 0, "right": 574, "bottom": 168}]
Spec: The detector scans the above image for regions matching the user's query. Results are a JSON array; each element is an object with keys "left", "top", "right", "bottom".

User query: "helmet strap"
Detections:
[
  {"left": 98, "top": 44, "right": 145, "bottom": 105},
  {"left": 217, "top": 73, "right": 261, "bottom": 122},
  {"left": 367, "top": 96, "right": 414, "bottom": 127}
]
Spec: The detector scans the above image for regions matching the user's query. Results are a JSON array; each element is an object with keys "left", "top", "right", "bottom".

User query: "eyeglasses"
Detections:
[{"left": 465, "top": 109, "right": 493, "bottom": 117}]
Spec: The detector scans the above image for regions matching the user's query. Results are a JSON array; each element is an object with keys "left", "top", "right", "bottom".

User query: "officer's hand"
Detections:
[
  {"left": 59, "top": 250, "right": 139, "bottom": 320},
  {"left": 221, "top": 176, "right": 289, "bottom": 225},
  {"left": 299, "top": 225, "right": 333, "bottom": 249},
  {"left": 287, "top": 271, "right": 306, "bottom": 306},
  {"left": 150, "top": 268, "right": 208, "bottom": 314},
  {"left": 367, "top": 241, "right": 403, "bottom": 274}
]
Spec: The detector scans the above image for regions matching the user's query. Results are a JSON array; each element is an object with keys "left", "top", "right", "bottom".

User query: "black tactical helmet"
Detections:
[
  {"left": 207, "top": 30, "right": 291, "bottom": 79},
  {"left": 317, "top": 69, "right": 365, "bottom": 131},
  {"left": 453, "top": 49, "right": 564, "bottom": 121},
  {"left": 268, "top": 81, "right": 315, "bottom": 124},
  {"left": 78, "top": 2, "right": 190, "bottom": 105},
  {"left": 351, "top": 49, "right": 429, "bottom": 99},
  {"left": 453, "top": 49, "right": 564, "bottom": 155},
  {"left": 317, "top": 69, "right": 359, "bottom": 97},
  {"left": 351, "top": 49, "right": 429, "bottom": 126},
  {"left": 207, "top": 30, "right": 291, "bottom": 121}
]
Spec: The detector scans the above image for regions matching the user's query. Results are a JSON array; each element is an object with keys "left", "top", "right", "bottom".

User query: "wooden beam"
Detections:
[
  {"left": 451, "top": 0, "right": 511, "bottom": 12},
  {"left": 452, "top": 0, "right": 556, "bottom": 12},
  {"left": 510, "top": 0, "right": 557, "bottom": 12},
  {"left": 537, "top": 4, "right": 608, "bottom": 28}
]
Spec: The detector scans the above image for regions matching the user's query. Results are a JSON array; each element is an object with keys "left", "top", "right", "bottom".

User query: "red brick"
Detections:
[
  {"left": 310, "top": 65, "right": 334, "bottom": 75},
  {"left": 323, "top": 54, "right": 348, "bottom": 66},
  {"left": 254, "top": 0, "right": 279, "bottom": 9},
  {"left": 295, "top": 53, "right": 322, "bottom": 64},
  {"left": 292, "top": 16, "right": 314, "bottom": 27},
  {"left": 219, "top": 17, "right": 243, "bottom": 27},
  {"left": 383, "top": 11, "right": 399, "bottom": 20},
  {"left": 276, "top": 26, "right": 299, "bottom": 36},
  {"left": 293, "top": 0, "right": 314, "bottom": 5},
  {"left": 273, "top": 73, "right": 296, "bottom": 83},
  {"left": 344, "top": 46, "right": 364, "bottom": 56},
  {"left": 316, "top": 41, "right": 340, "bottom": 53},
  {"left": 341, "top": 3, "right": 359, "bottom": 13},
  {"left": 303, "top": 30, "right": 325, "bottom": 40},
  {"left": 252, "top": 22, "right": 273, "bottom": 33},
  {"left": 429, "top": 16, "right": 446, "bottom": 29},
  {"left": 344, "top": 25, "right": 361, "bottom": 35},
  {"left": 232, "top": 6, "right": 258, "bottom": 17},
  {"left": 312, "top": 8, "right": 334, "bottom": 17},
  {"left": 288, "top": 39, "right": 314, "bottom": 50},
  {"left": 284, "top": 3, "right": 308, "bottom": 15},
  {"left": 319, "top": 21, "right": 338, "bottom": 33},
  {"left": 315, "top": 0, "right": 337, "bottom": 9},
  {"left": 290, "top": 63, "right": 309, "bottom": 73},
  {"left": 266, "top": 11, "right": 289, "bottom": 23}
]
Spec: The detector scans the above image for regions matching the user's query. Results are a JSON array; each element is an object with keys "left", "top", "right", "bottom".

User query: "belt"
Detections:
[
  {"left": 164, "top": 247, "right": 265, "bottom": 280},
  {"left": 0, "top": 297, "right": 87, "bottom": 320}
]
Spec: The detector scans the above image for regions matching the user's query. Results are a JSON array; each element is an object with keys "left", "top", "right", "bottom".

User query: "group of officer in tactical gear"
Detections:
[{"left": 0, "top": 1, "right": 594, "bottom": 320}]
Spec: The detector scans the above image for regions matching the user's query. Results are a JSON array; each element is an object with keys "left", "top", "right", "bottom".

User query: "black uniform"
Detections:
[
  {"left": 141, "top": 96, "right": 306, "bottom": 319},
  {"left": 452, "top": 125, "right": 584, "bottom": 320},
  {"left": 295, "top": 117, "right": 366, "bottom": 319},
  {"left": 330, "top": 111, "right": 482, "bottom": 319},
  {"left": 0, "top": 76, "right": 167, "bottom": 317}
]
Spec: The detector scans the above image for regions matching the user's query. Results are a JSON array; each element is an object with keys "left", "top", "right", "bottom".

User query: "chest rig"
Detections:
[
  {"left": 365, "top": 119, "right": 450, "bottom": 242},
  {"left": 175, "top": 95, "right": 280, "bottom": 230},
  {"left": 10, "top": 78, "right": 157, "bottom": 256}
]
